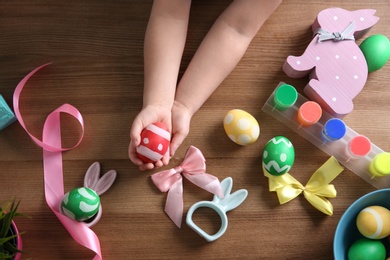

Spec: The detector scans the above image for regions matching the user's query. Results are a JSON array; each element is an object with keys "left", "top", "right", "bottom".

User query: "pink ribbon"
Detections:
[
  {"left": 13, "top": 63, "right": 102, "bottom": 260},
  {"left": 151, "top": 146, "right": 224, "bottom": 227}
]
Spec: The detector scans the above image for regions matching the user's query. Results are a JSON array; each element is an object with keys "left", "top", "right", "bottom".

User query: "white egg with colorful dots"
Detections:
[
  {"left": 223, "top": 109, "right": 260, "bottom": 145},
  {"left": 262, "top": 136, "right": 295, "bottom": 176}
]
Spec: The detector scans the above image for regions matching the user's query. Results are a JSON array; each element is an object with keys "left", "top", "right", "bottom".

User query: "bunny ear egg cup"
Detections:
[
  {"left": 59, "top": 161, "right": 117, "bottom": 227},
  {"left": 136, "top": 122, "right": 171, "bottom": 163},
  {"left": 186, "top": 177, "right": 248, "bottom": 242}
]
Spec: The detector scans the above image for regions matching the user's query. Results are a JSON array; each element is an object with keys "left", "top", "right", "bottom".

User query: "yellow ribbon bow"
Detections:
[{"left": 263, "top": 156, "right": 344, "bottom": 216}]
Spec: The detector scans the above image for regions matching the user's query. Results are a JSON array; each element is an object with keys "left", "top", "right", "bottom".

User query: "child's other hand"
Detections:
[
  {"left": 170, "top": 101, "right": 193, "bottom": 157},
  {"left": 129, "top": 105, "right": 172, "bottom": 171}
]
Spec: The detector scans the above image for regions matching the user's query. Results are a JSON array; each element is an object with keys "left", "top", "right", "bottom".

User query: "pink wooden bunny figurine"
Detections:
[{"left": 283, "top": 8, "right": 379, "bottom": 117}]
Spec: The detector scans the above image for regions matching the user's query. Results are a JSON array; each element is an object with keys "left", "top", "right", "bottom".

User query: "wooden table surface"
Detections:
[{"left": 1, "top": 1, "right": 390, "bottom": 259}]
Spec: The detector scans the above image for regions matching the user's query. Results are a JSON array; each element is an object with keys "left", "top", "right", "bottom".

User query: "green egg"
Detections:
[
  {"left": 360, "top": 34, "right": 390, "bottom": 72},
  {"left": 348, "top": 238, "right": 386, "bottom": 260},
  {"left": 61, "top": 187, "right": 100, "bottom": 221},
  {"left": 262, "top": 136, "right": 295, "bottom": 176}
]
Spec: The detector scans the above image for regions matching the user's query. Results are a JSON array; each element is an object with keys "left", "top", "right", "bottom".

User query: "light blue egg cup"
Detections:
[
  {"left": 334, "top": 188, "right": 390, "bottom": 259},
  {"left": 186, "top": 177, "right": 248, "bottom": 242}
]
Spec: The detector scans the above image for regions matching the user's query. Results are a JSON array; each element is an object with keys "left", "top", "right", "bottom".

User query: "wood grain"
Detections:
[{"left": 0, "top": 1, "right": 389, "bottom": 259}]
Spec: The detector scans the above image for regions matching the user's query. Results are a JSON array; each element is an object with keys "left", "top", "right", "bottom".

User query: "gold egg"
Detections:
[{"left": 356, "top": 205, "right": 390, "bottom": 239}]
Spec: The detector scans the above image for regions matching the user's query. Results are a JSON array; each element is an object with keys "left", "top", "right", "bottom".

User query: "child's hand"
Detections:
[
  {"left": 170, "top": 101, "right": 193, "bottom": 157},
  {"left": 129, "top": 105, "right": 172, "bottom": 171}
]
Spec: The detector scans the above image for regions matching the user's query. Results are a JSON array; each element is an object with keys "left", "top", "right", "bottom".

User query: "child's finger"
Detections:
[
  {"left": 170, "top": 131, "right": 187, "bottom": 157},
  {"left": 162, "top": 147, "right": 171, "bottom": 165},
  {"left": 128, "top": 141, "right": 144, "bottom": 165}
]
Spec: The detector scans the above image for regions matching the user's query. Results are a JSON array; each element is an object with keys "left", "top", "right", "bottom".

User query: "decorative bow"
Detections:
[
  {"left": 315, "top": 21, "right": 355, "bottom": 43},
  {"left": 151, "top": 146, "right": 224, "bottom": 227},
  {"left": 263, "top": 156, "right": 344, "bottom": 215}
]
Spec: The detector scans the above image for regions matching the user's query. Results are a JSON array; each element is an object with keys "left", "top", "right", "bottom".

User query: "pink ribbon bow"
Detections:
[{"left": 151, "top": 146, "right": 224, "bottom": 227}]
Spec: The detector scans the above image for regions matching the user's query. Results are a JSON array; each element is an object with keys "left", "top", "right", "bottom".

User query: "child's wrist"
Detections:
[
  {"left": 142, "top": 100, "right": 173, "bottom": 111},
  {"left": 173, "top": 100, "right": 195, "bottom": 117}
]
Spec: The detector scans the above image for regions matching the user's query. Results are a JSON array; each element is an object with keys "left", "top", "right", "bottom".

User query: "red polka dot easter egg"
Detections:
[{"left": 136, "top": 122, "right": 171, "bottom": 163}]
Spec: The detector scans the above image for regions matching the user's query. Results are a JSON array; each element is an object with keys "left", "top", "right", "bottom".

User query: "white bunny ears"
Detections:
[
  {"left": 84, "top": 162, "right": 117, "bottom": 196},
  {"left": 83, "top": 162, "right": 117, "bottom": 227},
  {"left": 60, "top": 162, "right": 117, "bottom": 227},
  {"left": 186, "top": 177, "right": 248, "bottom": 242}
]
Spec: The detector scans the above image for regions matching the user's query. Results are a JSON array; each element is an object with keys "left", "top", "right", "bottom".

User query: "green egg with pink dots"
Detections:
[
  {"left": 61, "top": 187, "right": 100, "bottom": 221},
  {"left": 262, "top": 136, "right": 295, "bottom": 176}
]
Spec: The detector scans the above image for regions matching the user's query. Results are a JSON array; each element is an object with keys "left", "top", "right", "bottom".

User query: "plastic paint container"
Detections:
[
  {"left": 369, "top": 152, "right": 390, "bottom": 177},
  {"left": 322, "top": 118, "right": 347, "bottom": 142},
  {"left": 297, "top": 101, "right": 322, "bottom": 127},
  {"left": 273, "top": 84, "right": 298, "bottom": 110},
  {"left": 346, "top": 135, "right": 371, "bottom": 159}
]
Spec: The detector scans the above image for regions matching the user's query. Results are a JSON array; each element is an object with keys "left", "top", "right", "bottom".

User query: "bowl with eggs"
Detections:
[{"left": 334, "top": 188, "right": 390, "bottom": 260}]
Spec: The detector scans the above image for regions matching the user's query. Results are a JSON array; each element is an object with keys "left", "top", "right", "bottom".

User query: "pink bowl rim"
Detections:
[{"left": 10, "top": 221, "right": 22, "bottom": 260}]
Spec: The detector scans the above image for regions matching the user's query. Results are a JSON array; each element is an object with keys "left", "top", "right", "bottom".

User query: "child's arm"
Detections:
[
  {"left": 170, "top": 0, "right": 282, "bottom": 155},
  {"left": 142, "top": 0, "right": 191, "bottom": 110},
  {"left": 129, "top": 0, "right": 191, "bottom": 170}
]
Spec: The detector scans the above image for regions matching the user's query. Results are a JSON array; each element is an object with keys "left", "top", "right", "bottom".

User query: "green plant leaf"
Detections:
[{"left": 0, "top": 198, "right": 27, "bottom": 256}]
